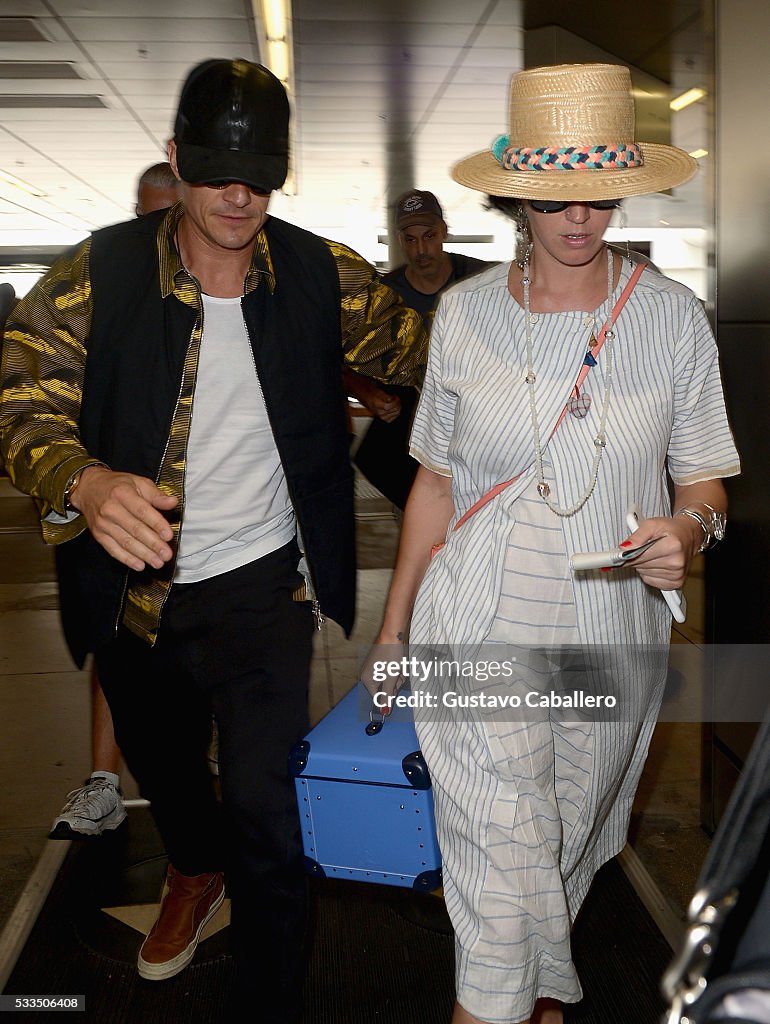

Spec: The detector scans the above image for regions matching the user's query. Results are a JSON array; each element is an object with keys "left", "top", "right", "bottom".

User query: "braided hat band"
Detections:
[
  {"left": 494, "top": 139, "right": 643, "bottom": 171},
  {"left": 453, "top": 63, "right": 697, "bottom": 200}
]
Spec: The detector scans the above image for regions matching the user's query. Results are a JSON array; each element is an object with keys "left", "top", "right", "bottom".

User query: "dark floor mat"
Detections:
[
  {"left": 5, "top": 809, "right": 672, "bottom": 1022},
  {"left": 568, "top": 858, "right": 670, "bottom": 1023}
]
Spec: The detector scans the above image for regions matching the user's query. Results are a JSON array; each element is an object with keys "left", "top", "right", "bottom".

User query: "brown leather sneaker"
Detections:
[{"left": 137, "top": 865, "right": 225, "bottom": 981}]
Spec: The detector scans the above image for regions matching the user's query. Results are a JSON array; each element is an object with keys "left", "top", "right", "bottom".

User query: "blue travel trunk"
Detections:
[{"left": 289, "top": 684, "right": 442, "bottom": 891}]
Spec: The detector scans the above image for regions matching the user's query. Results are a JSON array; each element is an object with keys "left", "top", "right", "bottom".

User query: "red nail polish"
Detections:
[
  {"left": 600, "top": 566, "right": 614, "bottom": 573},
  {"left": 619, "top": 540, "right": 633, "bottom": 548}
]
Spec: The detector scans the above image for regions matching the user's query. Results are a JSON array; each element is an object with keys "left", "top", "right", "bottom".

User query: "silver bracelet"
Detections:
[{"left": 674, "top": 504, "right": 727, "bottom": 553}]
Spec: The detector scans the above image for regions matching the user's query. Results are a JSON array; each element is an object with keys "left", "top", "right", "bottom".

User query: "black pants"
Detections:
[{"left": 96, "top": 541, "right": 314, "bottom": 1016}]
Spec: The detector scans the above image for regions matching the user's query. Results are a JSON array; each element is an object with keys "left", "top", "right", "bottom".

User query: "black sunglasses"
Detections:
[
  {"left": 528, "top": 199, "right": 622, "bottom": 214},
  {"left": 194, "top": 181, "right": 271, "bottom": 197}
]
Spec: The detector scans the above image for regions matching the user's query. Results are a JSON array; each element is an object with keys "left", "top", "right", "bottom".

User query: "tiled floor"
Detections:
[{"left": 0, "top": 471, "right": 711, "bottom": 974}]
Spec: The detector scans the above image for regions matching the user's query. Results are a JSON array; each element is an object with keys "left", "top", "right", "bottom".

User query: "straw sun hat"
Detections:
[{"left": 452, "top": 63, "right": 697, "bottom": 200}]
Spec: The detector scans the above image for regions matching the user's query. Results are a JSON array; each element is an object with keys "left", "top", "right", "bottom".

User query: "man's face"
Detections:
[
  {"left": 168, "top": 140, "right": 271, "bottom": 254},
  {"left": 399, "top": 220, "right": 448, "bottom": 274}
]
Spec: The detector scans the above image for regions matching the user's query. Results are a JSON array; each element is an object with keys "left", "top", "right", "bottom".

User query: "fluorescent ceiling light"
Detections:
[
  {"left": 670, "top": 87, "right": 706, "bottom": 112},
  {"left": 256, "top": 0, "right": 295, "bottom": 189},
  {"left": 261, "top": 0, "right": 286, "bottom": 40},
  {"left": 256, "top": 0, "right": 292, "bottom": 82},
  {"left": 282, "top": 169, "right": 296, "bottom": 196},
  {"left": 267, "top": 39, "right": 289, "bottom": 82}
]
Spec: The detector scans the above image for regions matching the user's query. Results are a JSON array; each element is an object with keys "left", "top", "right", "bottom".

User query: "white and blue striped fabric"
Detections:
[
  {"left": 410, "top": 258, "right": 739, "bottom": 651},
  {"left": 406, "top": 258, "right": 740, "bottom": 1023}
]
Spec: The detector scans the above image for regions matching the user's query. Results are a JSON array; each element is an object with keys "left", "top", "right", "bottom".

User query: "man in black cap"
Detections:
[
  {"left": 348, "top": 189, "right": 490, "bottom": 508},
  {"left": 0, "top": 59, "right": 425, "bottom": 1017}
]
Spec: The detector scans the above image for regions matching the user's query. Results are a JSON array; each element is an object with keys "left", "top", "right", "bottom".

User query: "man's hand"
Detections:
[
  {"left": 343, "top": 367, "right": 402, "bottom": 422},
  {"left": 364, "top": 387, "right": 402, "bottom": 423},
  {"left": 69, "top": 466, "right": 179, "bottom": 572}
]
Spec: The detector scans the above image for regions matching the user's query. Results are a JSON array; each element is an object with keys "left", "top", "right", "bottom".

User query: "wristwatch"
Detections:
[
  {"left": 63, "top": 462, "right": 105, "bottom": 512},
  {"left": 63, "top": 468, "right": 85, "bottom": 512},
  {"left": 675, "top": 502, "right": 727, "bottom": 552}
]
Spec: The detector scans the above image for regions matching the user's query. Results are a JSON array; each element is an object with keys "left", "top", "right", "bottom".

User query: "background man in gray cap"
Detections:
[{"left": 0, "top": 58, "right": 426, "bottom": 1019}]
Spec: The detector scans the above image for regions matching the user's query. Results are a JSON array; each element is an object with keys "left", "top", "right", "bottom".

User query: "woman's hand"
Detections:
[
  {"left": 622, "top": 481, "right": 728, "bottom": 591},
  {"left": 359, "top": 632, "right": 408, "bottom": 711},
  {"left": 620, "top": 513, "right": 702, "bottom": 591}
]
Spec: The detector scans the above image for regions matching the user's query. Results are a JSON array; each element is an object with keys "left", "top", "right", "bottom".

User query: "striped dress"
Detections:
[{"left": 407, "top": 259, "right": 740, "bottom": 1023}]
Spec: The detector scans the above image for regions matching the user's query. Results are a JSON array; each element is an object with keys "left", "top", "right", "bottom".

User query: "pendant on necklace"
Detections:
[
  {"left": 567, "top": 386, "right": 592, "bottom": 418},
  {"left": 537, "top": 481, "right": 551, "bottom": 498}
]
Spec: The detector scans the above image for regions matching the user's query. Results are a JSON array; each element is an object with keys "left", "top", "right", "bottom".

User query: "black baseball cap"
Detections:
[
  {"left": 395, "top": 190, "right": 445, "bottom": 229},
  {"left": 173, "top": 59, "right": 289, "bottom": 193}
]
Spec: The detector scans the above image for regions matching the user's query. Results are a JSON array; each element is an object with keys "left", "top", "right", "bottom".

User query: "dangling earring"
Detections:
[
  {"left": 514, "top": 202, "right": 532, "bottom": 267},
  {"left": 617, "top": 204, "right": 632, "bottom": 267}
]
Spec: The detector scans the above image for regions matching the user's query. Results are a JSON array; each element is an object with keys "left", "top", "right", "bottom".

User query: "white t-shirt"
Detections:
[{"left": 174, "top": 293, "right": 295, "bottom": 583}]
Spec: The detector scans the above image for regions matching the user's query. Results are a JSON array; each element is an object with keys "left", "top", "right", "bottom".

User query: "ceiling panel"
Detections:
[
  {"left": 292, "top": 0, "right": 521, "bottom": 237},
  {"left": 296, "top": 0, "right": 517, "bottom": 23},
  {"left": 70, "top": 18, "right": 258, "bottom": 41},
  {"left": 77, "top": 42, "right": 256, "bottom": 63},
  {"left": 295, "top": 22, "right": 477, "bottom": 46}
]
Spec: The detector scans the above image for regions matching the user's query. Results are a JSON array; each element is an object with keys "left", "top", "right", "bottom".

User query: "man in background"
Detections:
[
  {"left": 135, "top": 161, "right": 180, "bottom": 217},
  {"left": 349, "top": 189, "right": 491, "bottom": 508},
  {"left": 384, "top": 189, "right": 488, "bottom": 313}
]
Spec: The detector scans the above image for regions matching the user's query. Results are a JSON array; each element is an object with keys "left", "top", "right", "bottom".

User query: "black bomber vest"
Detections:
[{"left": 56, "top": 211, "right": 356, "bottom": 665}]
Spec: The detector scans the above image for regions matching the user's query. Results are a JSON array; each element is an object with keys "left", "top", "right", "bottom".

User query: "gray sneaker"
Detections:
[{"left": 49, "top": 777, "right": 127, "bottom": 839}]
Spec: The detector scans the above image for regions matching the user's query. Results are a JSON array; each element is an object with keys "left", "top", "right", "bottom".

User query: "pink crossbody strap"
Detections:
[{"left": 449, "top": 260, "right": 646, "bottom": 535}]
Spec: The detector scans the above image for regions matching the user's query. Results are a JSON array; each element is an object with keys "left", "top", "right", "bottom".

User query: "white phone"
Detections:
[
  {"left": 626, "top": 505, "right": 686, "bottom": 623},
  {"left": 569, "top": 534, "right": 659, "bottom": 571}
]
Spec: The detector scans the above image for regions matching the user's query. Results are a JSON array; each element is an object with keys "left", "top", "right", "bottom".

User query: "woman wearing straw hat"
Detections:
[{"left": 365, "top": 64, "right": 739, "bottom": 1024}]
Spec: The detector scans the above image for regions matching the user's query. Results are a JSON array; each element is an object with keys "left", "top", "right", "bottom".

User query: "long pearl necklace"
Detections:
[{"left": 523, "top": 244, "right": 616, "bottom": 517}]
